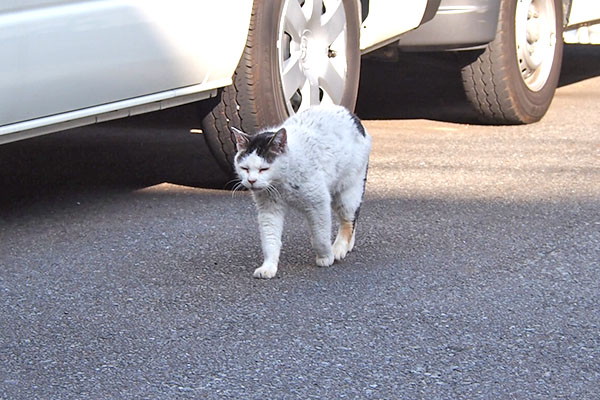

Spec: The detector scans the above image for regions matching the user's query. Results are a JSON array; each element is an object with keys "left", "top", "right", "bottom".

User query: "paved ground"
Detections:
[{"left": 1, "top": 45, "right": 599, "bottom": 399}]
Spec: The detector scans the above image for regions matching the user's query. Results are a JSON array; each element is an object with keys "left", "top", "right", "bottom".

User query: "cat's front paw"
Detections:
[
  {"left": 315, "top": 253, "right": 334, "bottom": 267},
  {"left": 253, "top": 264, "right": 278, "bottom": 279}
]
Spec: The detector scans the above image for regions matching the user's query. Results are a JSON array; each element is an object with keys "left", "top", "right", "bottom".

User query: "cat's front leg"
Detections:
[
  {"left": 305, "top": 198, "right": 334, "bottom": 267},
  {"left": 254, "top": 262, "right": 278, "bottom": 279},
  {"left": 253, "top": 196, "right": 286, "bottom": 279}
]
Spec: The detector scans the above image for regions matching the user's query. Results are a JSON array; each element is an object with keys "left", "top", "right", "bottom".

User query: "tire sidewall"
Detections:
[{"left": 249, "top": 0, "right": 288, "bottom": 129}]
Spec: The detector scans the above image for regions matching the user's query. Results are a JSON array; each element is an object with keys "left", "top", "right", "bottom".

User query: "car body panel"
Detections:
[
  {"left": 360, "top": 0, "right": 431, "bottom": 52},
  {"left": 568, "top": 0, "right": 600, "bottom": 26},
  {"left": 564, "top": 0, "right": 600, "bottom": 44},
  {"left": 397, "top": 0, "right": 600, "bottom": 50},
  {"left": 397, "top": 0, "right": 501, "bottom": 50},
  {"left": 0, "top": 0, "right": 253, "bottom": 127},
  {"left": 0, "top": 0, "right": 434, "bottom": 145}
]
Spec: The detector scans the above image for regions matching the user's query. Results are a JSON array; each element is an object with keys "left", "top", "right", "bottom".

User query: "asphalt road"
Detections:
[{"left": 1, "top": 45, "right": 599, "bottom": 399}]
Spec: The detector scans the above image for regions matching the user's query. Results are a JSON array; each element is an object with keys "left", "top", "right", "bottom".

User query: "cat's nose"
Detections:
[{"left": 248, "top": 178, "right": 257, "bottom": 185}]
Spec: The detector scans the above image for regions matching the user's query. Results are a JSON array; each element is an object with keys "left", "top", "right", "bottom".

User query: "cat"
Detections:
[{"left": 231, "top": 105, "right": 371, "bottom": 279}]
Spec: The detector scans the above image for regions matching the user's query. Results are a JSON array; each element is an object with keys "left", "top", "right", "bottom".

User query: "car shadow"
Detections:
[
  {"left": 1, "top": 45, "right": 598, "bottom": 211},
  {"left": 0, "top": 103, "right": 230, "bottom": 211},
  {"left": 355, "top": 44, "right": 600, "bottom": 122},
  {"left": 355, "top": 51, "right": 481, "bottom": 123},
  {"left": 558, "top": 44, "right": 600, "bottom": 87}
]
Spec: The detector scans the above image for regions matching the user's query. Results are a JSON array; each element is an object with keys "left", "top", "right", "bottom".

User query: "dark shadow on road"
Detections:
[
  {"left": 0, "top": 103, "right": 230, "bottom": 211},
  {"left": 355, "top": 44, "right": 600, "bottom": 122},
  {"left": 1, "top": 46, "right": 599, "bottom": 212},
  {"left": 559, "top": 44, "right": 600, "bottom": 87},
  {"left": 355, "top": 51, "right": 481, "bottom": 123}
]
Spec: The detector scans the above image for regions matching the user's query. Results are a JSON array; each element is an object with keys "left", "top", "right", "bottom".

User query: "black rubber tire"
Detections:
[
  {"left": 201, "top": 0, "right": 361, "bottom": 174},
  {"left": 461, "top": 0, "right": 564, "bottom": 124}
]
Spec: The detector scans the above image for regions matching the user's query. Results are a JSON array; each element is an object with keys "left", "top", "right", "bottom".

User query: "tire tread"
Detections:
[
  {"left": 201, "top": 1, "right": 262, "bottom": 173},
  {"left": 460, "top": 0, "right": 563, "bottom": 125}
]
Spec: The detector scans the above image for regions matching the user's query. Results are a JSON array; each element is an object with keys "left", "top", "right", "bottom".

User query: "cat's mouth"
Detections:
[
  {"left": 245, "top": 181, "right": 277, "bottom": 195},
  {"left": 245, "top": 182, "right": 264, "bottom": 191}
]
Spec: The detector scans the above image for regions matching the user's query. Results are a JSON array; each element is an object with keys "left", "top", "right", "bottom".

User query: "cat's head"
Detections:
[{"left": 231, "top": 127, "right": 287, "bottom": 191}]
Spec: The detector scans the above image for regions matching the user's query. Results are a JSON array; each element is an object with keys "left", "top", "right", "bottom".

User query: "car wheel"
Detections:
[
  {"left": 202, "top": 0, "right": 361, "bottom": 174},
  {"left": 461, "top": 0, "right": 564, "bottom": 124}
]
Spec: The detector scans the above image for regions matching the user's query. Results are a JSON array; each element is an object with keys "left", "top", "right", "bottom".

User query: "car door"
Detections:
[
  {"left": 0, "top": 0, "right": 251, "bottom": 128},
  {"left": 568, "top": 0, "right": 600, "bottom": 26}
]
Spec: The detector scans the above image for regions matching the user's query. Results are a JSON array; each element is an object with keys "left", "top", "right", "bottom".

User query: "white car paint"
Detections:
[
  {"left": 0, "top": 0, "right": 254, "bottom": 144},
  {"left": 0, "top": 0, "right": 434, "bottom": 146},
  {"left": 567, "top": 0, "right": 600, "bottom": 26},
  {"left": 564, "top": 0, "right": 600, "bottom": 44},
  {"left": 359, "top": 0, "right": 428, "bottom": 52}
]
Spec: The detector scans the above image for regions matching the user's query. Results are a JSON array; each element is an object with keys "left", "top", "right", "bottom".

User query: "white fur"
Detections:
[{"left": 234, "top": 105, "right": 371, "bottom": 279}]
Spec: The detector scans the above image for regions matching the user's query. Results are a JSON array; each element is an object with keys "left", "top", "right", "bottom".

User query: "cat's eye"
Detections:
[
  {"left": 241, "top": 167, "right": 249, "bottom": 172},
  {"left": 259, "top": 167, "right": 269, "bottom": 173}
]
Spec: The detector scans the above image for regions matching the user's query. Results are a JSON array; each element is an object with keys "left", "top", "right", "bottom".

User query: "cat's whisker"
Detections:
[
  {"left": 226, "top": 178, "right": 240, "bottom": 186},
  {"left": 263, "top": 183, "right": 280, "bottom": 200},
  {"left": 231, "top": 181, "right": 245, "bottom": 198},
  {"left": 269, "top": 184, "right": 282, "bottom": 199}
]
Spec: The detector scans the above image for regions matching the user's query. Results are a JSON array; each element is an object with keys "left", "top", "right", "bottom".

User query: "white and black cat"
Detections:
[{"left": 232, "top": 105, "right": 371, "bottom": 279}]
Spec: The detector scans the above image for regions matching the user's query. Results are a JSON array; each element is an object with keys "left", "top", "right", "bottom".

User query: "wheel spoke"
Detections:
[
  {"left": 281, "top": 54, "right": 306, "bottom": 101},
  {"left": 321, "top": 0, "right": 346, "bottom": 45},
  {"left": 284, "top": 0, "right": 307, "bottom": 41},
  {"left": 308, "top": 79, "right": 320, "bottom": 106},
  {"left": 298, "top": 78, "right": 320, "bottom": 111},
  {"left": 319, "top": 60, "right": 344, "bottom": 104},
  {"left": 306, "top": 0, "right": 324, "bottom": 30}
]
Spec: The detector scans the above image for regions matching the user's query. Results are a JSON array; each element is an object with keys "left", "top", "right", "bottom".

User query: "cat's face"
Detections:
[{"left": 232, "top": 127, "right": 287, "bottom": 191}]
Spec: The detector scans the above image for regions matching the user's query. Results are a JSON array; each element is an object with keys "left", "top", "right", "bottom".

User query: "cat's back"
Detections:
[
  {"left": 282, "top": 106, "right": 370, "bottom": 186},
  {"left": 285, "top": 105, "right": 370, "bottom": 148}
]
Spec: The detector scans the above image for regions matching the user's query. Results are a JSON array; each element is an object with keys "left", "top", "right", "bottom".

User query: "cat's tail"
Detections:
[{"left": 349, "top": 112, "right": 367, "bottom": 138}]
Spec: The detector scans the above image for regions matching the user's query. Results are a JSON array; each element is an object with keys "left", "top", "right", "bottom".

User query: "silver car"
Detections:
[
  {"left": 1, "top": 0, "right": 598, "bottom": 173},
  {"left": 0, "top": 0, "right": 439, "bottom": 171}
]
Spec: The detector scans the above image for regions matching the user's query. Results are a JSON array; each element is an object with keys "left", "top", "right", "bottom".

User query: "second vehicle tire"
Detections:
[{"left": 461, "top": 0, "right": 564, "bottom": 124}]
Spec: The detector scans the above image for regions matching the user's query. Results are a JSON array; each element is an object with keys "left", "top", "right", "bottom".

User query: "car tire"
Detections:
[
  {"left": 201, "top": 0, "right": 361, "bottom": 174},
  {"left": 460, "top": 0, "right": 564, "bottom": 124}
]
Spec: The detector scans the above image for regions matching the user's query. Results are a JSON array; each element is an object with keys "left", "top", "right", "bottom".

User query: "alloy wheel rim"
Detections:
[
  {"left": 278, "top": 0, "right": 349, "bottom": 114},
  {"left": 515, "top": 0, "right": 557, "bottom": 91}
]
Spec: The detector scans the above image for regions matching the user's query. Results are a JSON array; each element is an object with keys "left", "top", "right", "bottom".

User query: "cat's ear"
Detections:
[
  {"left": 231, "top": 127, "right": 250, "bottom": 151},
  {"left": 268, "top": 128, "right": 287, "bottom": 154}
]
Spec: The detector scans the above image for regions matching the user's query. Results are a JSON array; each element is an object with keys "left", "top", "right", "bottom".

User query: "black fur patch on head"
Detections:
[
  {"left": 349, "top": 112, "right": 366, "bottom": 137},
  {"left": 240, "top": 129, "right": 286, "bottom": 162}
]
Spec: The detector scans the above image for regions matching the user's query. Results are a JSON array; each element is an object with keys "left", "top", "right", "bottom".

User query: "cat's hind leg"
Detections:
[{"left": 332, "top": 167, "right": 367, "bottom": 261}]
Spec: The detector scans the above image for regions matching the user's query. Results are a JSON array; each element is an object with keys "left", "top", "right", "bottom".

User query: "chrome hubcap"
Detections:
[
  {"left": 515, "top": 0, "right": 557, "bottom": 91},
  {"left": 278, "top": 0, "right": 348, "bottom": 114}
]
